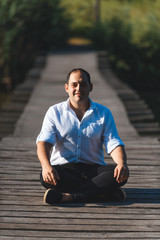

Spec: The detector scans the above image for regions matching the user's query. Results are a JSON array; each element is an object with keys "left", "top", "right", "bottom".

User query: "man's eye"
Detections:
[
  {"left": 72, "top": 83, "right": 78, "bottom": 87},
  {"left": 71, "top": 82, "right": 87, "bottom": 88},
  {"left": 81, "top": 83, "right": 87, "bottom": 87}
]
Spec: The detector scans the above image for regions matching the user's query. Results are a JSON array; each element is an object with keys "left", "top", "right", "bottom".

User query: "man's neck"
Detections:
[
  {"left": 69, "top": 99, "right": 90, "bottom": 111},
  {"left": 69, "top": 99, "right": 90, "bottom": 121}
]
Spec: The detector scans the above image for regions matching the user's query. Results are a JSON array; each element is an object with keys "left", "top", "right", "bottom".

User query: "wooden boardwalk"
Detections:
[{"left": 0, "top": 50, "right": 160, "bottom": 239}]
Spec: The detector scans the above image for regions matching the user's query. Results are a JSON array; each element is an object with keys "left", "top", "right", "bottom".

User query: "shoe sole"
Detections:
[
  {"left": 121, "top": 188, "right": 127, "bottom": 201},
  {"left": 43, "top": 188, "right": 51, "bottom": 203}
]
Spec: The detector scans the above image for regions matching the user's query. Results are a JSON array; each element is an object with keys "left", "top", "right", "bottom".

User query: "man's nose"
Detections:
[{"left": 76, "top": 83, "right": 81, "bottom": 91}]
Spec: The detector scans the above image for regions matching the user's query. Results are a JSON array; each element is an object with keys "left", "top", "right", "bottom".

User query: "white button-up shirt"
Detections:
[{"left": 36, "top": 99, "right": 124, "bottom": 165}]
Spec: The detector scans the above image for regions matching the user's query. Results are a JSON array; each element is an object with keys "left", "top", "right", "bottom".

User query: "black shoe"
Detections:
[
  {"left": 44, "top": 189, "right": 63, "bottom": 204},
  {"left": 71, "top": 192, "right": 87, "bottom": 202},
  {"left": 109, "top": 188, "right": 126, "bottom": 202}
]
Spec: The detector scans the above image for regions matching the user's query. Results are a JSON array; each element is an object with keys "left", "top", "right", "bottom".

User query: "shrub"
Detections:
[
  {"left": 91, "top": 0, "right": 160, "bottom": 90},
  {"left": 0, "top": 0, "right": 70, "bottom": 91}
]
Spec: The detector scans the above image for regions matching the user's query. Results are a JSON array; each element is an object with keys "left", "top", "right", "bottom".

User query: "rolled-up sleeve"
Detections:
[
  {"left": 103, "top": 110, "right": 124, "bottom": 154},
  {"left": 36, "top": 107, "right": 56, "bottom": 145}
]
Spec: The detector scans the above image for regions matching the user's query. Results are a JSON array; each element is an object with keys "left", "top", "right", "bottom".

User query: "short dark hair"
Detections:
[{"left": 66, "top": 68, "right": 91, "bottom": 84}]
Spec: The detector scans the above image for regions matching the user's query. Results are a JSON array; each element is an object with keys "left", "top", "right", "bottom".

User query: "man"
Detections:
[{"left": 37, "top": 68, "right": 129, "bottom": 204}]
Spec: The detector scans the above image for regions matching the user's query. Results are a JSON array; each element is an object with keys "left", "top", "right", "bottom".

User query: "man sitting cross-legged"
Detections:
[{"left": 36, "top": 68, "right": 129, "bottom": 204}]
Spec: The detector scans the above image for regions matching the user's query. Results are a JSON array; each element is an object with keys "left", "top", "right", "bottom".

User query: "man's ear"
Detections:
[
  {"left": 65, "top": 83, "right": 68, "bottom": 93},
  {"left": 90, "top": 83, "right": 93, "bottom": 92}
]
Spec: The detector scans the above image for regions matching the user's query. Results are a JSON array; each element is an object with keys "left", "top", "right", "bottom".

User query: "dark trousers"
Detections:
[{"left": 40, "top": 162, "right": 127, "bottom": 201}]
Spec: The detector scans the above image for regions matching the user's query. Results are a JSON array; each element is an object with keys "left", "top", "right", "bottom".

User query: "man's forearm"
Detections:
[
  {"left": 110, "top": 145, "right": 127, "bottom": 166},
  {"left": 37, "top": 141, "right": 52, "bottom": 168}
]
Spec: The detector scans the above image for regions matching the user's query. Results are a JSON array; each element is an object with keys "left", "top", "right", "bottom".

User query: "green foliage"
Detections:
[
  {"left": 60, "top": 0, "right": 95, "bottom": 36},
  {"left": 91, "top": 0, "right": 160, "bottom": 90},
  {"left": 0, "top": 0, "right": 70, "bottom": 91}
]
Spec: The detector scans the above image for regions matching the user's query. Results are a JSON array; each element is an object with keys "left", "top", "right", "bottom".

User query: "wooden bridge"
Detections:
[{"left": 0, "top": 50, "right": 160, "bottom": 239}]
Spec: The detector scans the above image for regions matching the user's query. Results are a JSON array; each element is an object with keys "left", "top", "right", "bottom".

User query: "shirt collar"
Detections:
[
  {"left": 64, "top": 98, "right": 96, "bottom": 112},
  {"left": 64, "top": 98, "right": 71, "bottom": 111},
  {"left": 89, "top": 98, "right": 96, "bottom": 111}
]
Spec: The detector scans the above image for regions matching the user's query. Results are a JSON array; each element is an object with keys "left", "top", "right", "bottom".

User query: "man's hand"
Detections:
[
  {"left": 42, "top": 165, "right": 60, "bottom": 186},
  {"left": 110, "top": 146, "right": 129, "bottom": 183},
  {"left": 114, "top": 164, "right": 129, "bottom": 183},
  {"left": 37, "top": 141, "right": 60, "bottom": 186}
]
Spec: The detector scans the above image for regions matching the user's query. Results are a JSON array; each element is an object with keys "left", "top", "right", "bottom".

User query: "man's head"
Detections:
[
  {"left": 65, "top": 68, "right": 93, "bottom": 106},
  {"left": 66, "top": 68, "right": 91, "bottom": 85}
]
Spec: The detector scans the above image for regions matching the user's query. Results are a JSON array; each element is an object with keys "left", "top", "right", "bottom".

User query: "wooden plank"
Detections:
[
  {"left": 1, "top": 217, "right": 160, "bottom": 227},
  {"left": 1, "top": 210, "right": 160, "bottom": 219},
  {"left": 0, "top": 222, "right": 160, "bottom": 231},
  {"left": 0, "top": 199, "right": 160, "bottom": 208},
  {"left": 1, "top": 204, "right": 160, "bottom": 213},
  {"left": 1, "top": 230, "right": 160, "bottom": 239}
]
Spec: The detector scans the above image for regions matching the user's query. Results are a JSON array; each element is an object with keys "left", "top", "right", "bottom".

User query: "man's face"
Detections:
[{"left": 65, "top": 70, "right": 92, "bottom": 105}]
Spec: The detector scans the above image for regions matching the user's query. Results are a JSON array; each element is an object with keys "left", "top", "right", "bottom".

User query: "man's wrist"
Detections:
[
  {"left": 42, "top": 161, "right": 52, "bottom": 170},
  {"left": 117, "top": 161, "right": 127, "bottom": 167}
]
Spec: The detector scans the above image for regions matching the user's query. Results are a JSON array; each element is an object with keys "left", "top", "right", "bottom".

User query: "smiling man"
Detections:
[{"left": 37, "top": 68, "right": 129, "bottom": 204}]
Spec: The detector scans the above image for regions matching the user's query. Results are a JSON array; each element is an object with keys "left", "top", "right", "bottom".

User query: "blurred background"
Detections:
[{"left": 0, "top": 0, "right": 160, "bottom": 123}]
